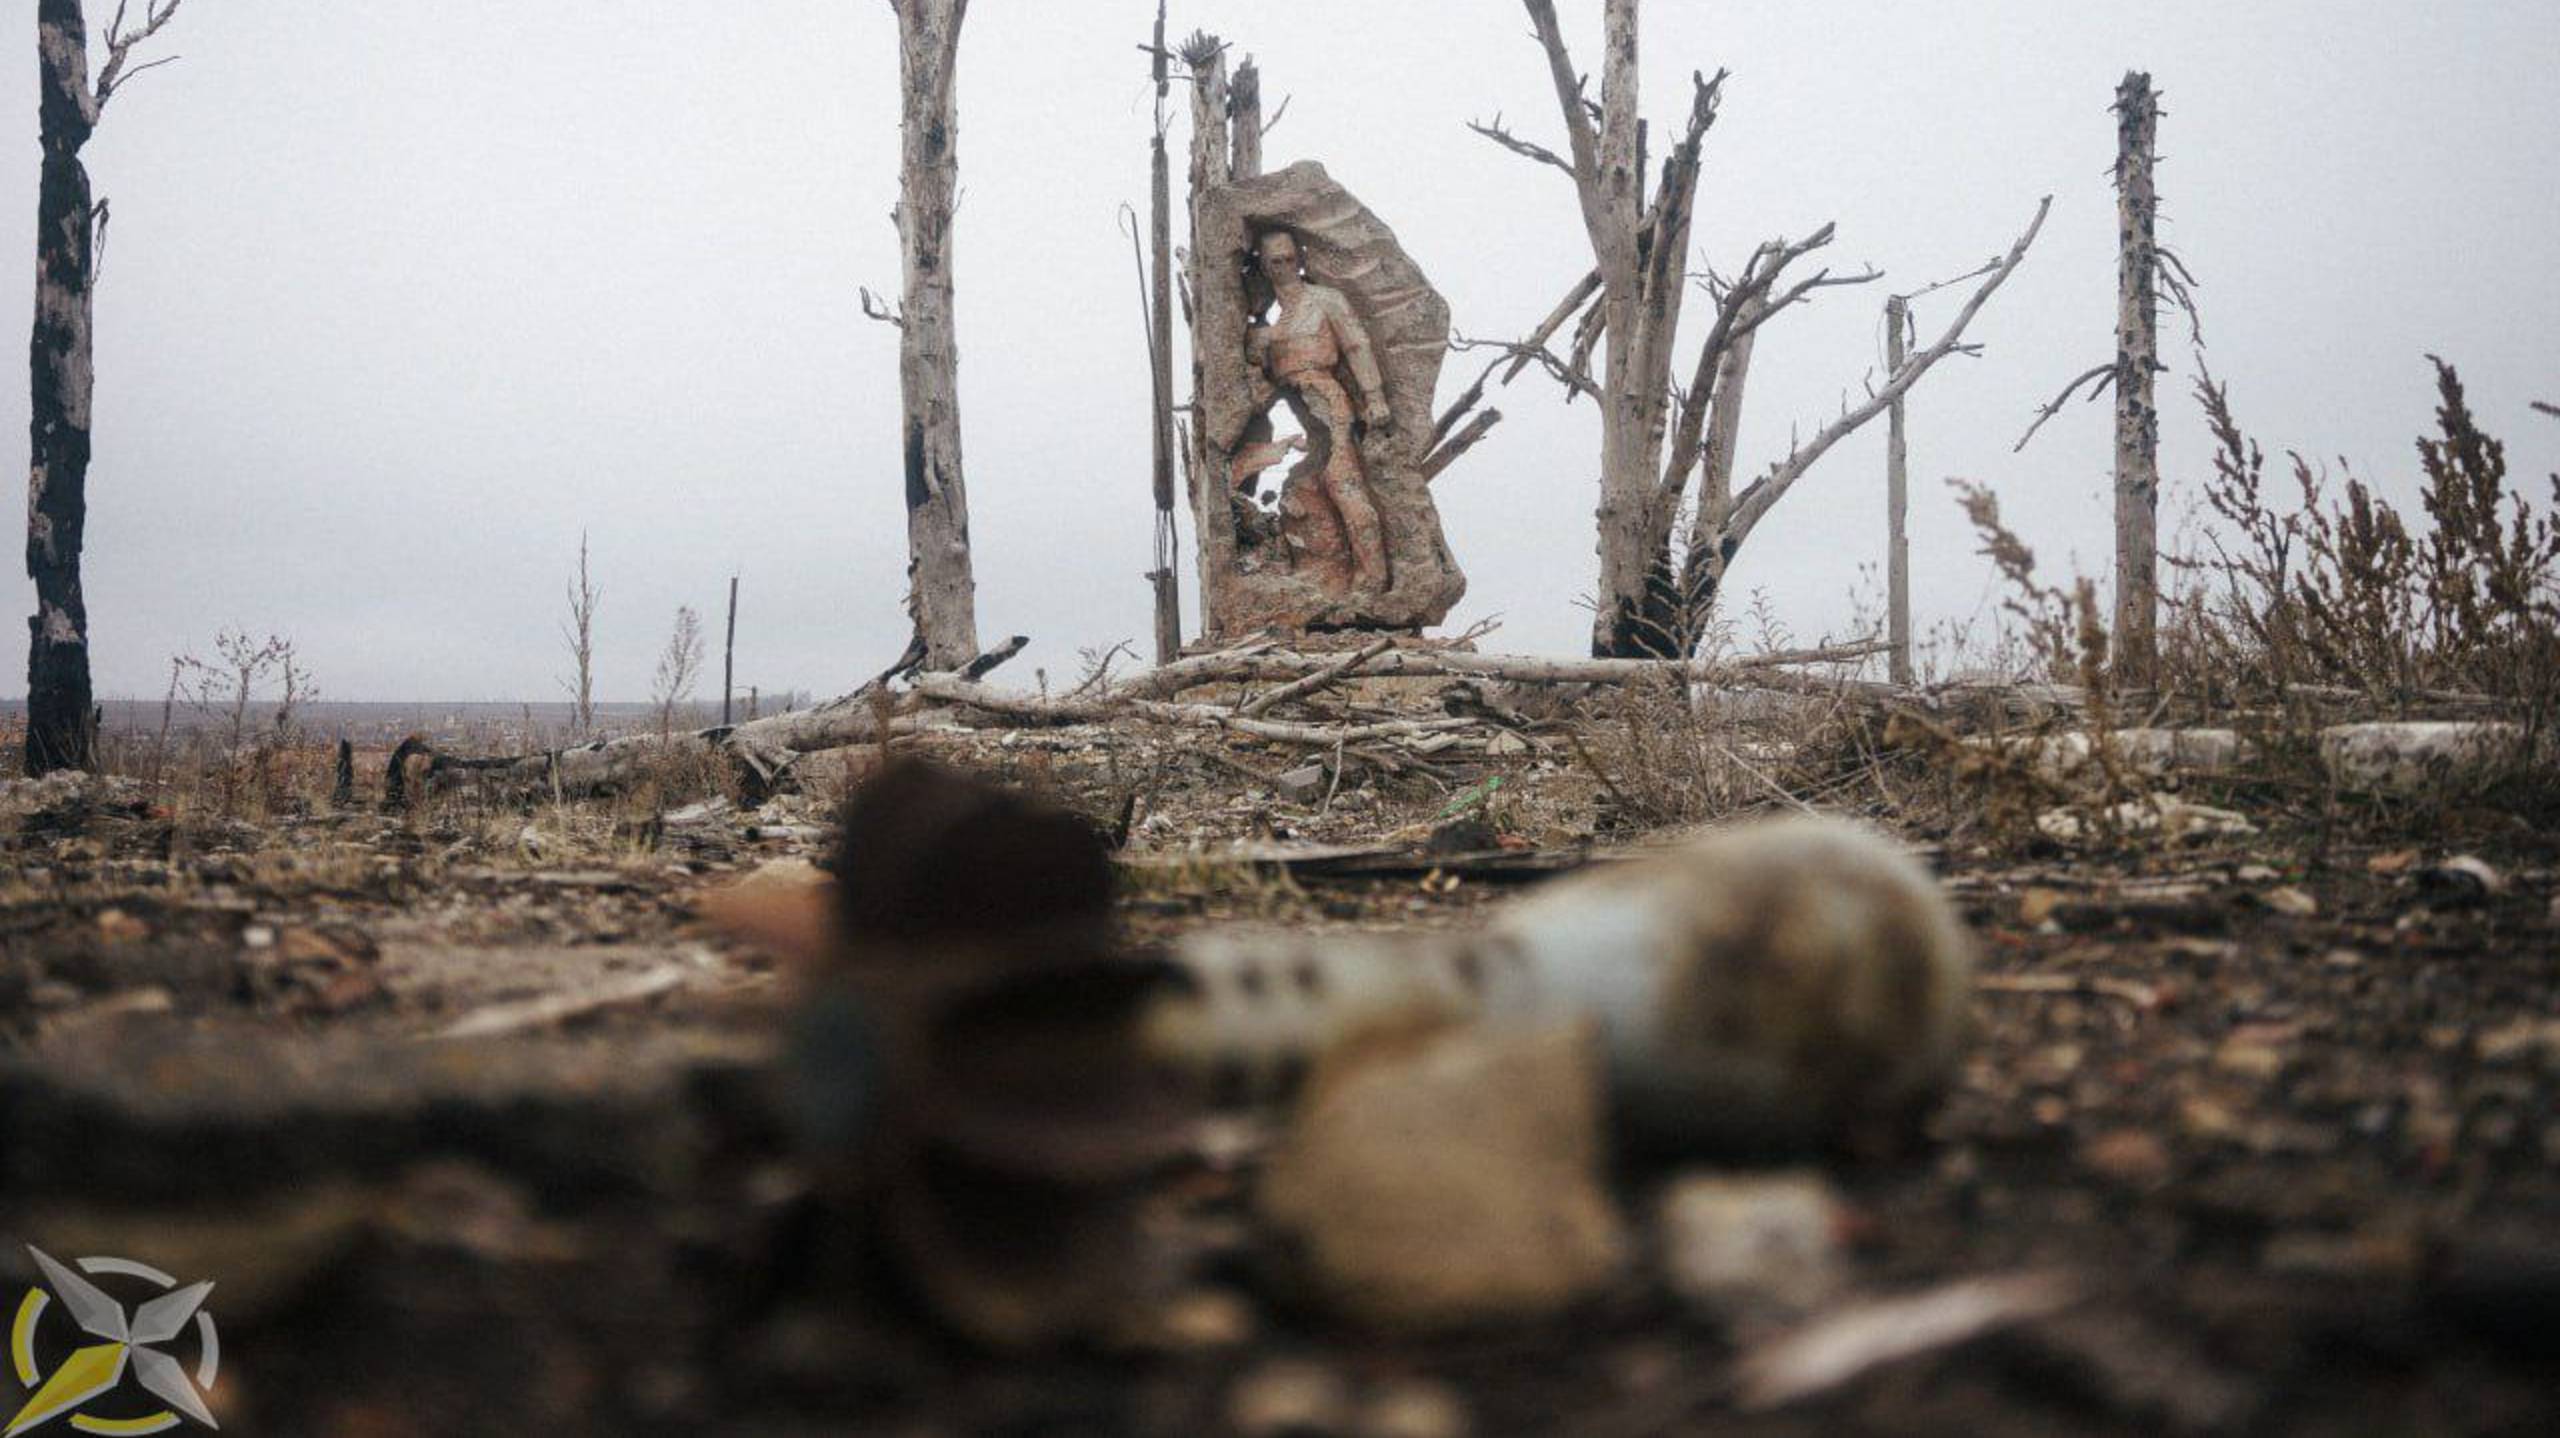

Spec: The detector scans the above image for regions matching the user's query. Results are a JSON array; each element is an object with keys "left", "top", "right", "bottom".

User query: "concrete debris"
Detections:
[
  {"left": 1984, "top": 728, "right": 2245, "bottom": 786},
  {"left": 2319, "top": 721, "right": 2522, "bottom": 796},
  {"left": 2037, "top": 794, "right": 2257, "bottom": 845}
]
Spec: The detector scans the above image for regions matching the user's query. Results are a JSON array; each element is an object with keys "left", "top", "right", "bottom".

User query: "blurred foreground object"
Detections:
[
  {"left": 705, "top": 760, "right": 1200, "bottom": 1348},
  {"left": 706, "top": 763, "right": 1975, "bottom": 1344},
  {"left": 1152, "top": 814, "right": 1976, "bottom": 1153}
]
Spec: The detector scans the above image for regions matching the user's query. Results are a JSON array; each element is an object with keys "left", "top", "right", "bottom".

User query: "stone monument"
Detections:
[{"left": 1187, "top": 55, "right": 1468, "bottom": 640}]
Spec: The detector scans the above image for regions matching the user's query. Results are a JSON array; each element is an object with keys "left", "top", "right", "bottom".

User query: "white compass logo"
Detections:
[{"left": 7, "top": 1248, "right": 220, "bottom": 1436}]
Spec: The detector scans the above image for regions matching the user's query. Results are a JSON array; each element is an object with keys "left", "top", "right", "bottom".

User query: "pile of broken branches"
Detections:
[{"left": 395, "top": 631, "right": 1899, "bottom": 804}]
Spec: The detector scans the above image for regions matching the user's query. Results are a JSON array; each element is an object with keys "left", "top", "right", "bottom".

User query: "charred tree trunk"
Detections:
[
  {"left": 721, "top": 573, "right": 739, "bottom": 726},
  {"left": 1145, "top": 1, "right": 1181, "bottom": 664},
  {"left": 25, "top": 3, "right": 104, "bottom": 775},
  {"left": 25, "top": 0, "right": 183, "bottom": 774},
  {"left": 890, "top": 0, "right": 979, "bottom": 670},
  {"left": 1182, "top": 39, "right": 1237, "bottom": 624},
  {"left": 1885, "top": 294, "right": 1913, "bottom": 685},
  {"left": 2111, "top": 71, "right": 2161, "bottom": 687}
]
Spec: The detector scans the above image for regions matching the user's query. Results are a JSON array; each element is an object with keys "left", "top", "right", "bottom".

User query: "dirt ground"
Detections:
[{"left": 2, "top": 722, "right": 2556, "bottom": 1436}]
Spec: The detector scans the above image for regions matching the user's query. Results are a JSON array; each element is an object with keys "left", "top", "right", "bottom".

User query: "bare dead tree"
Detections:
[
  {"left": 652, "top": 606, "right": 705, "bottom": 738},
  {"left": 559, "top": 531, "right": 601, "bottom": 735},
  {"left": 1180, "top": 33, "right": 1239, "bottom": 611},
  {"left": 2016, "top": 73, "right": 2197, "bottom": 689},
  {"left": 1472, "top": 0, "right": 1719, "bottom": 657},
  {"left": 1478, "top": 1, "right": 2038, "bottom": 655},
  {"left": 2111, "top": 72, "right": 2164, "bottom": 686},
  {"left": 721, "top": 572, "right": 740, "bottom": 726},
  {"left": 24, "top": 0, "right": 186, "bottom": 774},
  {"left": 1884, "top": 294, "right": 1914, "bottom": 685},
  {"left": 1143, "top": 0, "right": 1183, "bottom": 663},
  {"left": 884, "top": 0, "right": 980, "bottom": 669}
]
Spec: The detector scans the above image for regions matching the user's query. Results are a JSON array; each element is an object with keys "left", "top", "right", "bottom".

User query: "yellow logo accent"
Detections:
[{"left": 7, "top": 1250, "right": 220, "bottom": 1436}]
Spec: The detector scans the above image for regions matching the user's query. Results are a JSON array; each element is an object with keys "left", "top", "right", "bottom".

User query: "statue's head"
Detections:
[{"left": 1254, "top": 230, "right": 1303, "bottom": 289}]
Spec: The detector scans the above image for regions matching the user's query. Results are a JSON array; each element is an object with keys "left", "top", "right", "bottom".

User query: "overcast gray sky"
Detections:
[{"left": 6, "top": 1, "right": 2555, "bottom": 702}]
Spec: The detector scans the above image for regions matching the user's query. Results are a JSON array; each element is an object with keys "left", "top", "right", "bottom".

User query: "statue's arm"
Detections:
[
  {"left": 1244, "top": 324, "right": 1277, "bottom": 407},
  {"left": 1326, "top": 295, "right": 1393, "bottom": 426}
]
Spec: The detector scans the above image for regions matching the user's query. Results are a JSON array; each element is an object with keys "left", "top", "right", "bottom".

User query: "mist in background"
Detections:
[{"left": 4, "top": 0, "right": 2554, "bottom": 702}]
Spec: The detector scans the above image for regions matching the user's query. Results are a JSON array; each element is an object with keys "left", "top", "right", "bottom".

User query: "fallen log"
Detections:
[
  {"left": 911, "top": 674, "right": 1479, "bottom": 747},
  {"left": 407, "top": 636, "right": 1027, "bottom": 801},
  {"left": 1112, "top": 637, "right": 1892, "bottom": 699}
]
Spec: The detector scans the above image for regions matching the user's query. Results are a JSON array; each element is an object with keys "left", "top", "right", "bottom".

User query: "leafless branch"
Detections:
[
  {"left": 2155, "top": 245, "right": 2203, "bottom": 346},
  {"left": 1466, "top": 113, "right": 1576, "bottom": 177},
  {"left": 1450, "top": 332, "right": 1599, "bottom": 403},
  {"left": 2013, "top": 363, "right": 2116, "bottom": 452},
  {"left": 1660, "top": 224, "right": 1877, "bottom": 502},
  {"left": 1519, "top": 0, "right": 1601, "bottom": 187},
  {"left": 1422, "top": 409, "right": 1504, "bottom": 481},
  {"left": 1432, "top": 361, "right": 1492, "bottom": 445},
  {"left": 1724, "top": 196, "right": 2052, "bottom": 550},
  {"left": 94, "top": 0, "right": 186, "bottom": 109},
  {"left": 1499, "top": 268, "right": 1602, "bottom": 388},
  {"left": 2532, "top": 400, "right": 2560, "bottom": 421},
  {"left": 1237, "top": 637, "right": 1396, "bottom": 717},
  {"left": 858, "top": 285, "right": 905, "bottom": 329},
  {"left": 1890, "top": 253, "right": 2002, "bottom": 305}
]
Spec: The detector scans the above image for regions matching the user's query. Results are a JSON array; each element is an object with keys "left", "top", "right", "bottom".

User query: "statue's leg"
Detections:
[{"left": 1302, "top": 376, "right": 1391, "bottom": 594}]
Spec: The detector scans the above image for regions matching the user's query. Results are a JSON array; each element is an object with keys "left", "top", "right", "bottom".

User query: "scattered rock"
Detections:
[
  {"left": 36, "top": 985, "right": 175, "bottom": 1039},
  {"left": 2417, "top": 855, "right": 2504, "bottom": 904},
  {"left": 728, "top": 857, "right": 830, "bottom": 894},
  {"left": 1257, "top": 1022, "right": 1628, "bottom": 1333},
  {"left": 1229, "top": 1358, "right": 1353, "bottom": 1438},
  {"left": 2017, "top": 887, "right": 2069, "bottom": 927},
  {"left": 2259, "top": 886, "right": 2319, "bottom": 918},
  {"left": 1656, "top": 1170, "right": 1849, "bottom": 1330},
  {"left": 663, "top": 798, "right": 735, "bottom": 828},
  {"left": 2079, "top": 1128, "right": 2173, "bottom": 1189},
  {"left": 1423, "top": 814, "right": 1498, "bottom": 855},
  {"left": 1277, "top": 763, "right": 1331, "bottom": 803},
  {"left": 2037, "top": 796, "right": 2257, "bottom": 846},
  {"left": 2476, "top": 1019, "right": 2560, "bottom": 1068},
  {"left": 2213, "top": 1039, "right": 2287, "bottom": 1081},
  {"left": 1355, "top": 1378, "right": 1471, "bottom": 1438},
  {"left": 2260, "top": 1229, "right": 2422, "bottom": 1281},
  {"left": 94, "top": 907, "right": 151, "bottom": 943},
  {"left": 1143, "top": 1287, "right": 1258, "bottom": 1353}
]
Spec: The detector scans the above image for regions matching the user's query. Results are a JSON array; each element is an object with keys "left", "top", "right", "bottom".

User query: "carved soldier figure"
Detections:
[{"left": 1245, "top": 229, "right": 1395, "bottom": 596}]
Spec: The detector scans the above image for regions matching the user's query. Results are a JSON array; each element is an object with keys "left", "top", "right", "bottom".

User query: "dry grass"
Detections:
[{"left": 1915, "top": 356, "right": 2560, "bottom": 850}]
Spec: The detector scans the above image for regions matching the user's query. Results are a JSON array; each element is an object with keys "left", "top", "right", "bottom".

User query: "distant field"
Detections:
[{"left": 0, "top": 697, "right": 814, "bottom": 745}]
